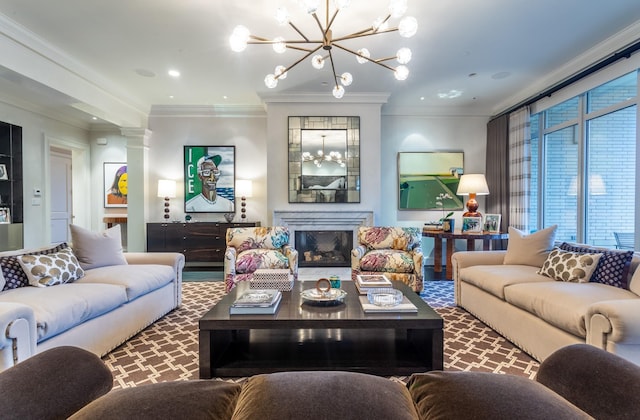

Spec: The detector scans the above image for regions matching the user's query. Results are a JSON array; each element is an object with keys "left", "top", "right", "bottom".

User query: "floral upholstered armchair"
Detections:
[
  {"left": 351, "top": 226, "right": 424, "bottom": 292},
  {"left": 224, "top": 226, "right": 298, "bottom": 292}
]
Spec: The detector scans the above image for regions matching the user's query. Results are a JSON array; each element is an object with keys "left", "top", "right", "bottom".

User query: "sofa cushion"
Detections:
[
  {"left": 503, "top": 282, "right": 638, "bottom": 337},
  {"left": 0, "top": 283, "right": 127, "bottom": 341},
  {"left": 18, "top": 247, "right": 85, "bottom": 287},
  {"left": 407, "top": 371, "right": 589, "bottom": 419},
  {"left": 233, "top": 371, "right": 419, "bottom": 420},
  {"left": 360, "top": 249, "right": 416, "bottom": 273},
  {"left": 459, "top": 265, "right": 552, "bottom": 300},
  {"left": 559, "top": 242, "right": 634, "bottom": 289},
  {"left": 537, "top": 248, "right": 602, "bottom": 283},
  {"left": 503, "top": 225, "right": 557, "bottom": 267},
  {"left": 71, "top": 381, "right": 241, "bottom": 420},
  {"left": 0, "top": 243, "right": 69, "bottom": 290},
  {"left": 76, "top": 264, "right": 175, "bottom": 301},
  {"left": 235, "top": 249, "right": 289, "bottom": 274},
  {"left": 70, "top": 224, "right": 128, "bottom": 270}
]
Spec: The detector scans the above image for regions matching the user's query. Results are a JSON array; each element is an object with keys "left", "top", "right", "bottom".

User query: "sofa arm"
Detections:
[
  {"left": 536, "top": 343, "right": 640, "bottom": 419},
  {"left": 0, "top": 303, "right": 37, "bottom": 372},
  {"left": 587, "top": 299, "right": 640, "bottom": 347},
  {"left": 0, "top": 346, "right": 113, "bottom": 419},
  {"left": 351, "top": 245, "right": 367, "bottom": 270},
  {"left": 124, "top": 252, "right": 184, "bottom": 308}
]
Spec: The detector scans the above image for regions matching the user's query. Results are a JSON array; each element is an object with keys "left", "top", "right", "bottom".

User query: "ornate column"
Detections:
[{"left": 120, "top": 128, "right": 151, "bottom": 252}]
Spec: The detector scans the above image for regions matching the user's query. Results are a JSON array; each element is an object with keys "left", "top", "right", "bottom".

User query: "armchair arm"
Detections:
[
  {"left": 0, "top": 303, "right": 37, "bottom": 372},
  {"left": 351, "top": 245, "right": 367, "bottom": 270},
  {"left": 224, "top": 247, "right": 237, "bottom": 279},
  {"left": 536, "top": 344, "right": 640, "bottom": 419},
  {"left": 411, "top": 247, "right": 424, "bottom": 278},
  {"left": 282, "top": 245, "right": 298, "bottom": 280}
]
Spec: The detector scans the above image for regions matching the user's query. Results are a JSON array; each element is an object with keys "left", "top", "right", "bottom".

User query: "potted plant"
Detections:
[{"left": 437, "top": 193, "right": 454, "bottom": 232}]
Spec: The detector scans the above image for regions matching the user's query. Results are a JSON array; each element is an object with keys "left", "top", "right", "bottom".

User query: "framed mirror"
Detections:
[
  {"left": 398, "top": 152, "right": 465, "bottom": 210},
  {"left": 288, "top": 116, "right": 360, "bottom": 203}
]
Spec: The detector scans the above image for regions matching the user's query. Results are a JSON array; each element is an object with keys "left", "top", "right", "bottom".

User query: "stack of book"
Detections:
[
  {"left": 355, "top": 274, "right": 392, "bottom": 294},
  {"left": 229, "top": 289, "right": 282, "bottom": 315}
]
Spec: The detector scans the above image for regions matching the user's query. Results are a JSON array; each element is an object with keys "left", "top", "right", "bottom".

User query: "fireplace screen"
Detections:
[{"left": 295, "top": 230, "right": 353, "bottom": 267}]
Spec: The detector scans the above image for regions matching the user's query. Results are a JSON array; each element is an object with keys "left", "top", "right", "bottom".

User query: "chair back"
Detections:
[
  {"left": 614, "top": 232, "right": 634, "bottom": 250},
  {"left": 357, "top": 227, "right": 421, "bottom": 251},
  {"left": 226, "top": 226, "right": 290, "bottom": 253}
]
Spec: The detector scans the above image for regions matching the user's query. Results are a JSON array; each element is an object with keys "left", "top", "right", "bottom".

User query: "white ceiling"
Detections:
[{"left": 0, "top": 0, "right": 639, "bottom": 127}]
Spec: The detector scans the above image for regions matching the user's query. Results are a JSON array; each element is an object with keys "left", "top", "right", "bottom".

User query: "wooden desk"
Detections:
[
  {"left": 422, "top": 230, "right": 509, "bottom": 279},
  {"left": 103, "top": 215, "right": 127, "bottom": 228}
]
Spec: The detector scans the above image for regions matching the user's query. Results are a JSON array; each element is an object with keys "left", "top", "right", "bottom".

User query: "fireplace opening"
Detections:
[{"left": 295, "top": 230, "right": 353, "bottom": 267}]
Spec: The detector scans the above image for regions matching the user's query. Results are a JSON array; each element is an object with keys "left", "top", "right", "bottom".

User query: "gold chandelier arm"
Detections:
[
  {"left": 275, "top": 45, "right": 324, "bottom": 80},
  {"left": 288, "top": 21, "right": 310, "bottom": 42},
  {"left": 332, "top": 43, "right": 396, "bottom": 72},
  {"left": 327, "top": 49, "right": 339, "bottom": 86},
  {"left": 333, "top": 27, "right": 399, "bottom": 42}
]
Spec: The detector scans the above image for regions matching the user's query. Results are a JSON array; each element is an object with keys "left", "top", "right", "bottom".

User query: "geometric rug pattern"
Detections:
[{"left": 102, "top": 281, "right": 539, "bottom": 389}]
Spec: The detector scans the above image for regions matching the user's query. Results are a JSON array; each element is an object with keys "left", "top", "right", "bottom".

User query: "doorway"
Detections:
[{"left": 50, "top": 147, "right": 72, "bottom": 243}]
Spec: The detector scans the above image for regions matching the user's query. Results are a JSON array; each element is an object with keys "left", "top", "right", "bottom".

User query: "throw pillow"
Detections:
[
  {"left": 0, "top": 242, "right": 69, "bottom": 291},
  {"left": 538, "top": 247, "right": 602, "bottom": 283},
  {"left": 503, "top": 225, "right": 558, "bottom": 267},
  {"left": 70, "top": 224, "right": 128, "bottom": 270},
  {"left": 559, "top": 242, "right": 634, "bottom": 289},
  {"left": 17, "top": 247, "right": 85, "bottom": 287}
]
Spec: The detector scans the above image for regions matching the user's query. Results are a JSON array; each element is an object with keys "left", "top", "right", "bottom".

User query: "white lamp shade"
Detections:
[
  {"left": 157, "top": 179, "right": 177, "bottom": 198},
  {"left": 456, "top": 174, "right": 489, "bottom": 196},
  {"left": 235, "top": 179, "right": 253, "bottom": 198}
]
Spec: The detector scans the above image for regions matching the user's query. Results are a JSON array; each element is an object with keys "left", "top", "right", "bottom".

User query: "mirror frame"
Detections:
[{"left": 288, "top": 116, "right": 360, "bottom": 203}]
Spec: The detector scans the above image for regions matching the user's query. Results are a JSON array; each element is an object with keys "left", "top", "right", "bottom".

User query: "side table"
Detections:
[{"left": 422, "top": 230, "right": 509, "bottom": 279}]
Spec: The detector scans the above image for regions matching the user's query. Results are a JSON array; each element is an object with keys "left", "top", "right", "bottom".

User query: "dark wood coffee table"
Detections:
[{"left": 199, "top": 280, "right": 443, "bottom": 378}]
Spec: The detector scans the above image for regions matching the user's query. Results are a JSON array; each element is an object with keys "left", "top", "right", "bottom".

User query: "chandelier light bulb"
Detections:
[
  {"left": 275, "top": 7, "right": 290, "bottom": 25},
  {"left": 264, "top": 74, "right": 278, "bottom": 88},
  {"left": 340, "top": 72, "right": 353, "bottom": 86},
  {"left": 333, "top": 85, "right": 345, "bottom": 99},
  {"left": 389, "top": 0, "right": 408, "bottom": 18},
  {"left": 396, "top": 47, "right": 412, "bottom": 64},
  {"left": 398, "top": 16, "right": 418, "bottom": 38},
  {"left": 272, "top": 37, "right": 287, "bottom": 53},
  {"left": 394, "top": 65, "right": 409, "bottom": 81},
  {"left": 299, "top": 0, "right": 320, "bottom": 14},
  {"left": 356, "top": 48, "right": 370, "bottom": 64},
  {"left": 312, "top": 54, "right": 325, "bottom": 69},
  {"left": 333, "top": 0, "right": 351, "bottom": 10},
  {"left": 275, "top": 65, "right": 288, "bottom": 79},
  {"left": 229, "top": 25, "right": 250, "bottom": 52}
]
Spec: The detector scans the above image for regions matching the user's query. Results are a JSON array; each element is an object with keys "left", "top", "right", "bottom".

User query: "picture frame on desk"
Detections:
[
  {"left": 484, "top": 214, "right": 501, "bottom": 233},
  {"left": 0, "top": 207, "right": 10, "bottom": 223},
  {"left": 462, "top": 216, "right": 482, "bottom": 233},
  {"left": 0, "top": 164, "right": 7, "bottom": 180}
]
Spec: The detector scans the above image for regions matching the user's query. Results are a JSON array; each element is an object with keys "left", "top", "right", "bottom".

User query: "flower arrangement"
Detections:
[{"left": 436, "top": 193, "right": 454, "bottom": 222}]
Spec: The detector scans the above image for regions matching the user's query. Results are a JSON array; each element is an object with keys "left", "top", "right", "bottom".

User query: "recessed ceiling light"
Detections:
[
  {"left": 169, "top": 95, "right": 175, "bottom": 99},
  {"left": 223, "top": 95, "right": 228, "bottom": 99},
  {"left": 168, "top": 69, "right": 181, "bottom": 78},
  {"left": 468, "top": 72, "right": 477, "bottom": 78},
  {"left": 92, "top": 116, "right": 98, "bottom": 120},
  {"left": 420, "top": 96, "right": 425, "bottom": 101}
]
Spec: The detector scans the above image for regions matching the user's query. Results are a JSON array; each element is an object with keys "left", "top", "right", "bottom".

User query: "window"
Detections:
[{"left": 530, "top": 71, "right": 637, "bottom": 248}]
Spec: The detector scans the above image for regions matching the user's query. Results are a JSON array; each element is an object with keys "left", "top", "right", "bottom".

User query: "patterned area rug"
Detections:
[{"left": 102, "top": 281, "right": 539, "bottom": 389}]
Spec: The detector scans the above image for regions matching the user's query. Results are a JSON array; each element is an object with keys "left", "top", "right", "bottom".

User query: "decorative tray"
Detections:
[{"left": 300, "top": 288, "right": 347, "bottom": 306}]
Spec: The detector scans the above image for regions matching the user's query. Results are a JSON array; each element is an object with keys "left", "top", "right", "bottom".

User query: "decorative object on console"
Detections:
[
  {"left": 484, "top": 213, "right": 502, "bottom": 233},
  {"left": 0, "top": 164, "right": 7, "bottom": 180},
  {"left": 229, "top": 0, "right": 418, "bottom": 99},
  {"left": 235, "top": 179, "right": 253, "bottom": 220},
  {"left": 157, "top": 179, "right": 177, "bottom": 221},
  {"left": 456, "top": 174, "right": 489, "bottom": 217},
  {"left": 461, "top": 216, "right": 482, "bottom": 233}
]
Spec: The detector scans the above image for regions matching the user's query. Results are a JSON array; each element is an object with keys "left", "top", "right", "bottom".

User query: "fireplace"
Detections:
[{"left": 296, "top": 230, "right": 352, "bottom": 267}]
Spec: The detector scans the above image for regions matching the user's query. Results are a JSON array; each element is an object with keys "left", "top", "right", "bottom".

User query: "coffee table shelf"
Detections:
[{"left": 199, "top": 281, "right": 443, "bottom": 378}]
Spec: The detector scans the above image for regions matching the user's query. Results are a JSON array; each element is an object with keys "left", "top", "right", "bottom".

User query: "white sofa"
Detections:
[
  {"left": 452, "top": 225, "right": 640, "bottom": 365},
  {"left": 0, "top": 226, "right": 184, "bottom": 372}
]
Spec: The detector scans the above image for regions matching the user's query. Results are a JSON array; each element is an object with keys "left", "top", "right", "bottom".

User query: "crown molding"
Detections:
[
  {"left": 149, "top": 104, "right": 266, "bottom": 118},
  {"left": 259, "top": 92, "right": 390, "bottom": 104}
]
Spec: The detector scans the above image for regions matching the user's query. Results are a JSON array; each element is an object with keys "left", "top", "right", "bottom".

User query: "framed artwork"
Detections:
[
  {"left": 0, "top": 164, "right": 7, "bottom": 180},
  {"left": 462, "top": 216, "right": 483, "bottom": 233},
  {"left": 184, "top": 145, "right": 235, "bottom": 213},
  {"left": 484, "top": 214, "right": 502, "bottom": 233},
  {"left": 0, "top": 207, "right": 9, "bottom": 223},
  {"left": 104, "top": 162, "right": 127, "bottom": 208},
  {"left": 398, "top": 152, "right": 465, "bottom": 210}
]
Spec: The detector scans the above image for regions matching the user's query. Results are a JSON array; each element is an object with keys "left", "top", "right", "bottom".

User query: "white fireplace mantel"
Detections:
[{"left": 273, "top": 210, "right": 374, "bottom": 247}]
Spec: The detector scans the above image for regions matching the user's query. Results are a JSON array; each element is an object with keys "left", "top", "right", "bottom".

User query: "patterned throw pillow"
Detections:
[
  {"left": 0, "top": 243, "right": 69, "bottom": 290},
  {"left": 17, "top": 247, "right": 85, "bottom": 287},
  {"left": 559, "top": 242, "right": 634, "bottom": 289},
  {"left": 537, "top": 247, "right": 602, "bottom": 283}
]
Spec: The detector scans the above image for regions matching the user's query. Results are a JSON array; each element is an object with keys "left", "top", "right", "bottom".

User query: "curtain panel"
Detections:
[
  {"left": 508, "top": 107, "right": 531, "bottom": 231},
  {"left": 485, "top": 114, "right": 509, "bottom": 236}
]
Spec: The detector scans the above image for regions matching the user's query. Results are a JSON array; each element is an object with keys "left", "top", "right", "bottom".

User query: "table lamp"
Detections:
[
  {"left": 157, "top": 179, "right": 177, "bottom": 220},
  {"left": 456, "top": 174, "right": 489, "bottom": 217},
  {"left": 235, "top": 179, "right": 253, "bottom": 220}
]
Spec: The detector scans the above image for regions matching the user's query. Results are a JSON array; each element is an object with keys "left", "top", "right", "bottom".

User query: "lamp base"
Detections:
[
  {"left": 462, "top": 211, "right": 482, "bottom": 218},
  {"left": 463, "top": 195, "right": 481, "bottom": 218}
]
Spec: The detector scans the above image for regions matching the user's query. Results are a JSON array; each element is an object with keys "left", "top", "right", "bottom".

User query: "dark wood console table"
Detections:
[{"left": 422, "top": 230, "right": 509, "bottom": 279}]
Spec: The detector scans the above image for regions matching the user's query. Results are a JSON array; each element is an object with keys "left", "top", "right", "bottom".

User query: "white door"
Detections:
[{"left": 50, "top": 148, "right": 73, "bottom": 244}]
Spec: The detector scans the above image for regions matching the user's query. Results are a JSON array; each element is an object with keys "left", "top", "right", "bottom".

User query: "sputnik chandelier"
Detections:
[
  {"left": 302, "top": 135, "right": 345, "bottom": 167},
  {"left": 229, "top": 0, "right": 418, "bottom": 99}
]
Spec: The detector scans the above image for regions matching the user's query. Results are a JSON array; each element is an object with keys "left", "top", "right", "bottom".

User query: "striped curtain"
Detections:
[{"left": 508, "top": 106, "right": 531, "bottom": 231}]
